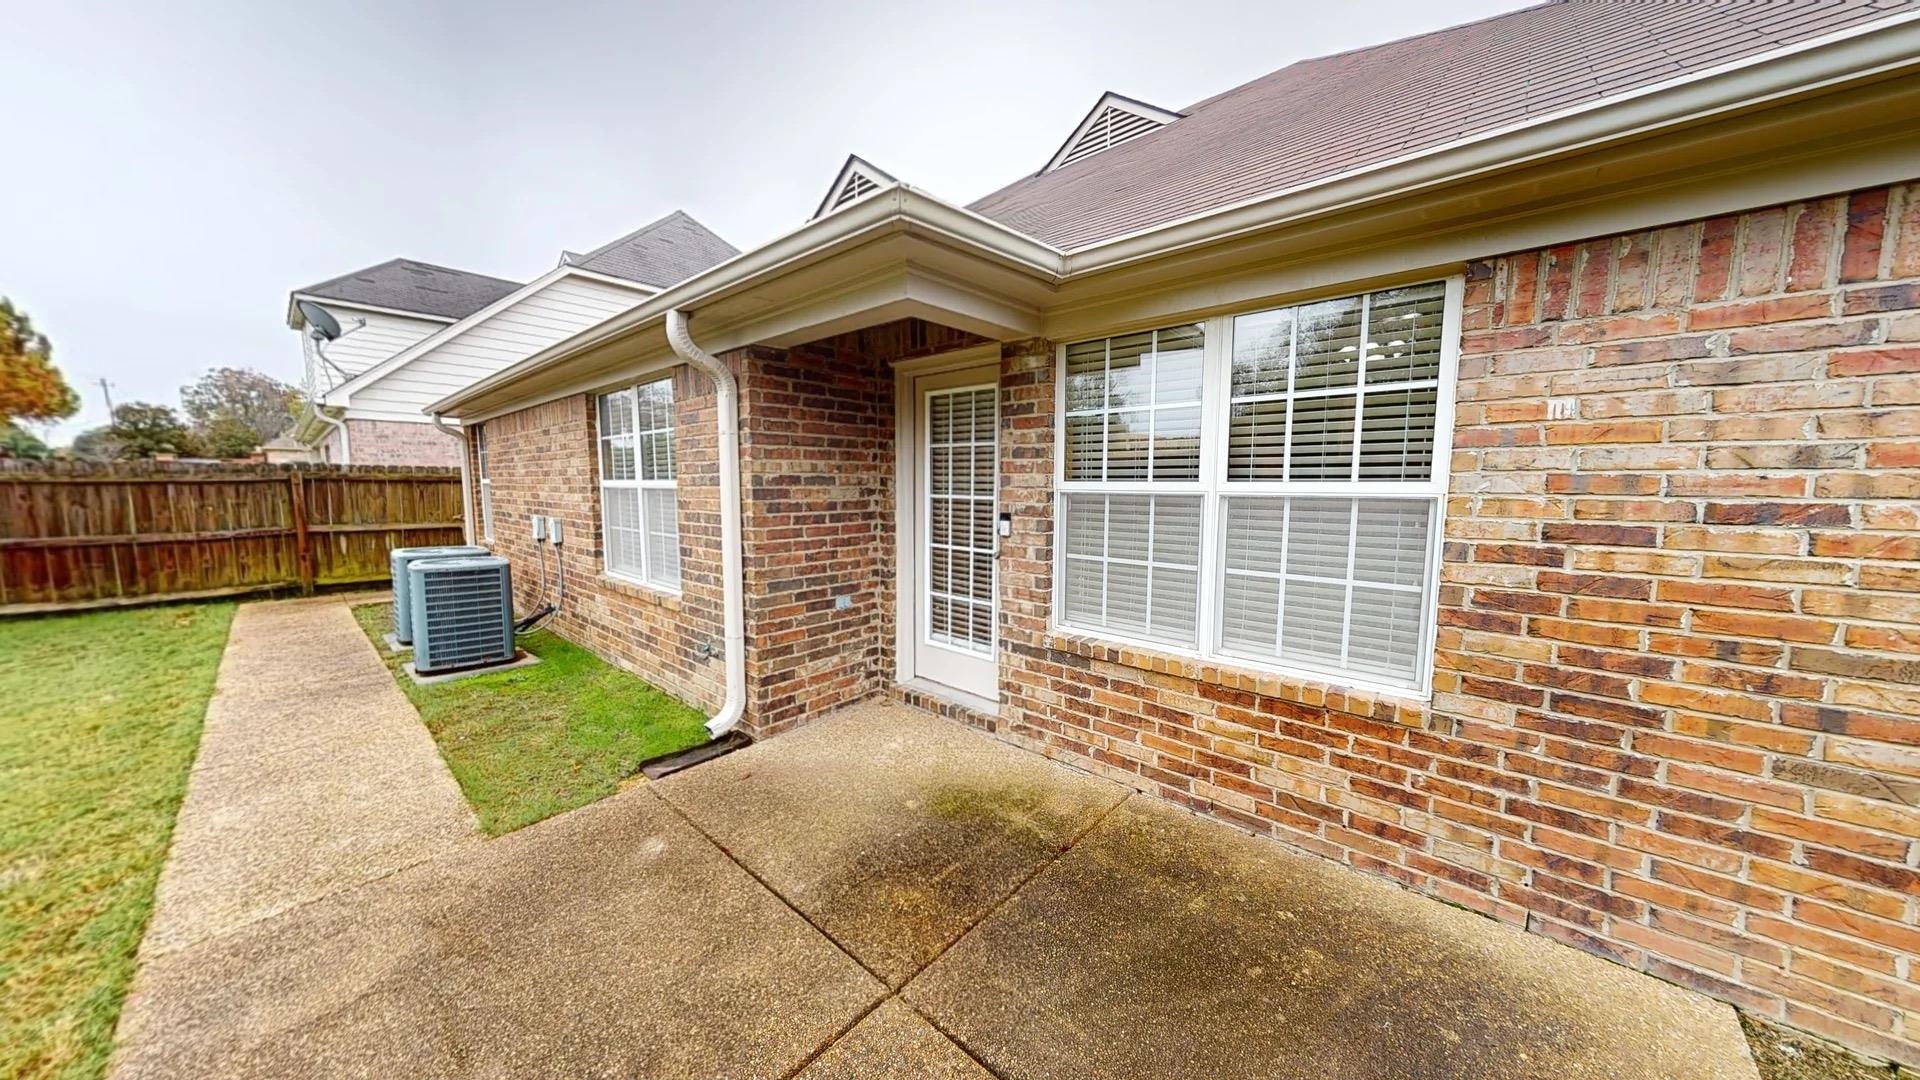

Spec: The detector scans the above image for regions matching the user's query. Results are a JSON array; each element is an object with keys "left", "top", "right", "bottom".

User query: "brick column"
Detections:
[{"left": 996, "top": 337, "right": 1058, "bottom": 746}]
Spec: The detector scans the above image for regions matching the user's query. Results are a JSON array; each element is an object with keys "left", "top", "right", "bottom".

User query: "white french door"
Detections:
[{"left": 908, "top": 369, "right": 999, "bottom": 701}]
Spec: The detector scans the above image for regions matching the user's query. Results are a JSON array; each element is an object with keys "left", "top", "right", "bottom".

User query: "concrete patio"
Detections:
[{"left": 113, "top": 597, "right": 1763, "bottom": 1078}]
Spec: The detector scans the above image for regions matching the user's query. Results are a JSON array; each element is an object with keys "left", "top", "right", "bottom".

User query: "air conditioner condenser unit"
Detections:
[
  {"left": 389, "top": 545, "right": 490, "bottom": 644},
  {"left": 409, "top": 556, "right": 516, "bottom": 675}
]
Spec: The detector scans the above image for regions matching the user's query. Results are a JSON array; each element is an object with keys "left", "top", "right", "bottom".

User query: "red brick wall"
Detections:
[
  {"left": 346, "top": 418, "right": 461, "bottom": 467},
  {"left": 471, "top": 372, "right": 726, "bottom": 712},
  {"left": 737, "top": 320, "right": 986, "bottom": 736},
  {"left": 997, "top": 183, "right": 1920, "bottom": 1063},
  {"left": 735, "top": 344, "right": 896, "bottom": 735},
  {"left": 475, "top": 319, "right": 981, "bottom": 739}
]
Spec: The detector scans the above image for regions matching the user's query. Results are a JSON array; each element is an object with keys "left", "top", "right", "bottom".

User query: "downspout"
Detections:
[
  {"left": 666, "top": 308, "right": 746, "bottom": 739},
  {"left": 314, "top": 408, "right": 350, "bottom": 465},
  {"left": 430, "top": 414, "right": 475, "bottom": 543}
]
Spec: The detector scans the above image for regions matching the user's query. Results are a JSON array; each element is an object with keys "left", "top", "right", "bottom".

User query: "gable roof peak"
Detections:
[
  {"left": 813, "top": 154, "right": 900, "bottom": 220},
  {"left": 1044, "top": 91, "right": 1183, "bottom": 174},
  {"left": 564, "top": 210, "right": 740, "bottom": 288}
]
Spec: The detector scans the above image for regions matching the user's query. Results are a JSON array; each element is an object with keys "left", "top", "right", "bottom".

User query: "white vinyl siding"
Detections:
[
  {"left": 597, "top": 377, "right": 679, "bottom": 591},
  {"left": 1056, "top": 279, "right": 1459, "bottom": 695},
  {"left": 347, "top": 277, "right": 646, "bottom": 419},
  {"left": 301, "top": 306, "right": 444, "bottom": 393},
  {"left": 475, "top": 424, "right": 494, "bottom": 541}
]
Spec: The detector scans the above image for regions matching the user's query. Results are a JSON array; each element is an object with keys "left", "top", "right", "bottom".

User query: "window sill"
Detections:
[
  {"left": 597, "top": 572, "right": 683, "bottom": 611},
  {"left": 1039, "top": 628, "right": 1431, "bottom": 728}
]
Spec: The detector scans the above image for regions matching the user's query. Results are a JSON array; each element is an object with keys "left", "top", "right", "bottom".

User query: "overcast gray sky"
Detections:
[{"left": 4, "top": 0, "right": 1527, "bottom": 443}]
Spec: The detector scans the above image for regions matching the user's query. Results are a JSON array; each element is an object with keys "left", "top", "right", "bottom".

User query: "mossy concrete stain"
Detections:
[{"left": 907, "top": 796, "right": 1759, "bottom": 1080}]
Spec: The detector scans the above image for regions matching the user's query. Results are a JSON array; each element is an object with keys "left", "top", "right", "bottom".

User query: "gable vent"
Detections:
[
  {"left": 1046, "top": 93, "right": 1183, "bottom": 173},
  {"left": 813, "top": 154, "right": 899, "bottom": 220},
  {"left": 833, "top": 171, "right": 880, "bottom": 210}
]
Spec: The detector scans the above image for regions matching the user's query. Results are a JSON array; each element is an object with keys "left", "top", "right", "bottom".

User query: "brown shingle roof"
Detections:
[{"left": 969, "top": 0, "right": 1917, "bottom": 251}]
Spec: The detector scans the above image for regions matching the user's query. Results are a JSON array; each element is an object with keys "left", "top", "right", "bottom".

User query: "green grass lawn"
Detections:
[
  {"left": 352, "top": 603, "right": 709, "bottom": 835},
  {"left": 0, "top": 602, "right": 235, "bottom": 1080}
]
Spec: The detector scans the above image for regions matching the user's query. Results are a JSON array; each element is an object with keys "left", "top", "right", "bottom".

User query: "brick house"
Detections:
[{"left": 432, "top": 2, "right": 1920, "bottom": 1063}]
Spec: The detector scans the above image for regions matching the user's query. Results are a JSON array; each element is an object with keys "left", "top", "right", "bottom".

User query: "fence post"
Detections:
[{"left": 289, "top": 472, "right": 315, "bottom": 595}]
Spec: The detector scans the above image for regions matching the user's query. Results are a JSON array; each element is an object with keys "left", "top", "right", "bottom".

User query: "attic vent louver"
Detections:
[
  {"left": 833, "top": 172, "right": 879, "bottom": 210},
  {"left": 1045, "top": 93, "right": 1183, "bottom": 173},
  {"left": 812, "top": 154, "right": 899, "bottom": 220}
]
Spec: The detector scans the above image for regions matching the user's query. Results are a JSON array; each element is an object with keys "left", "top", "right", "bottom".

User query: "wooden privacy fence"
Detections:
[{"left": 0, "top": 461, "right": 466, "bottom": 614}]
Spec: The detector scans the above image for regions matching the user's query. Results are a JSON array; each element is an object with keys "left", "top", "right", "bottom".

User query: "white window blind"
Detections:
[
  {"left": 1058, "top": 323, "right": 1206, "bottom": 648},
  {"left": 598, "top": 377, "right": 680, "bottom": 591},
  {"left": 1062, "top": 493, "right": 1202, "bottom": 647},
  {"left": 928, "top": 387, "right": 998, "bottom": 653},
  {"left": 1057, "top": 279, "right": 1456, "bottom": 693},
  {"left": 1064, "top": 324, "right": 1203, "bottom": 482},
  {"left": 1220, "top": 496, "right": 1432, "bottom": 685},
  {"left": 475, "top": 423, "right": 494, "bottom": 541}
]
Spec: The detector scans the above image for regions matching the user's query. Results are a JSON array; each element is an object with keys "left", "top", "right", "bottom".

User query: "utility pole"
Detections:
[{"left": 97, "top": 378, "right": 115, "bottom": 420}]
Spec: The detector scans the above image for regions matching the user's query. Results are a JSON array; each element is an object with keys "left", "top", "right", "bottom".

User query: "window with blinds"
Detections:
[
  {"left": 1056, "top": 279, "right": 1456, "bottom": 693},
  {"left": 598, "top": 376, "right": 680, "bottom": 591},
  {"left": 1059, "top": 323, "right": 1206, "bottom": 648}
]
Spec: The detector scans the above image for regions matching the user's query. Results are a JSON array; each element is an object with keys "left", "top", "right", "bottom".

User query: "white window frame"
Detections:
[
  {"left": 1051, "top": 275, "right": 1462, "bottom": 700},
  {"left": 475, "top": 423, "right": 494, "bottom": 541},
  {"left": 596, "top": 376, "right": 681, "bottom": 594}
]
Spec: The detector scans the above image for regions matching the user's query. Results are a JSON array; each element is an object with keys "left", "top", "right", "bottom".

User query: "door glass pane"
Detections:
[{"left": 926, "top": 386, "right": 995, "bottom": 654}]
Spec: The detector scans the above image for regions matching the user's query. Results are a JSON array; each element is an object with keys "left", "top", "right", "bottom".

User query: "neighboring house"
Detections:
[
  {"left": 286, "top": 212, "right": 737, "bottom": 466},
  {"left": 260, "top": 433, "right": 316, "bottom": 465},
  {"left": 432, "top": 2, "right": 1920, "bottom": 1064}
]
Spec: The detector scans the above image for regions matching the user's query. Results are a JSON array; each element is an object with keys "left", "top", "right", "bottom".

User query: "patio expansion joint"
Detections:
[
  {"left": 889, "top": 789, "right": 1135, "bottom": 1077},
  {"left": 647, "top": 782, "right": 1138, "bottom": 1080},
  {"left": 142, "top": 844, "right": 460, "bottom": 962}
]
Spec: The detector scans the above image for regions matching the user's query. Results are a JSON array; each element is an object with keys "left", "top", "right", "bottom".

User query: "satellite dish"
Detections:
[{"left": 297, "top": 300, "right": 343, "bottom": 341}]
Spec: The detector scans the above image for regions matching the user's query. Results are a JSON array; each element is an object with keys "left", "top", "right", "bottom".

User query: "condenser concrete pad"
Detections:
[{"left": 402, "top": 650, "right": 540, "bottom": 685}]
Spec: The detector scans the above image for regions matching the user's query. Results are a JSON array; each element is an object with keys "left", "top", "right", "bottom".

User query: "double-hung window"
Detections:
[
  {"left": 1056, "top": 279, "right": 1458, "bottom": 695},
  {"left": 597, "top": 376, "right": 680, "bottom": 591},
  {"left": 474, "top": 423, "right": 494, "bottom": 541}
]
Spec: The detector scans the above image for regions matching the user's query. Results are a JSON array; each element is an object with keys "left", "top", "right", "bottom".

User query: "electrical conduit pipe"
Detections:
[{"left": 666, "top": 308, "right": 745, "bottom": 738}]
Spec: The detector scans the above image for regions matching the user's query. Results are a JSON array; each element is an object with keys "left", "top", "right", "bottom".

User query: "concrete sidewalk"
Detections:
[
  {"left": 133, "top": 596, "right": 479, "bottom": 958},
  {"left": 113, "top": 599, "right": 1764, "bottom": 1078}
]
